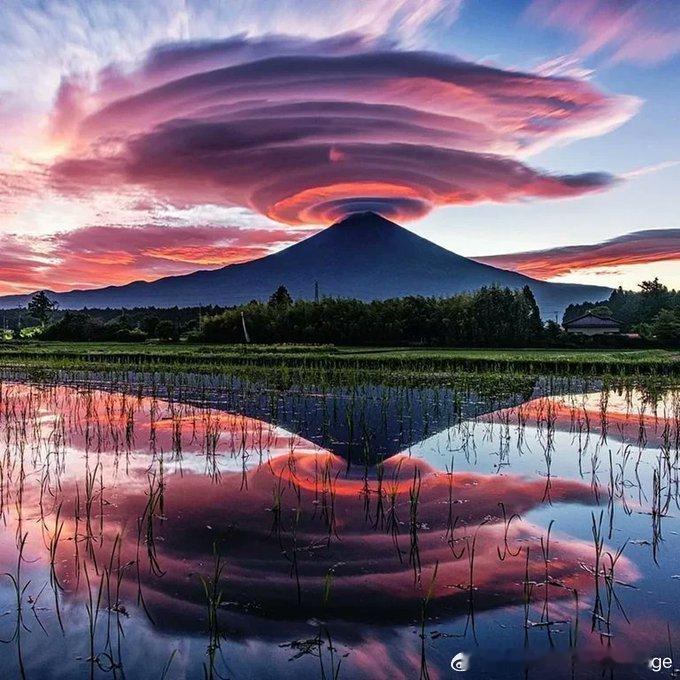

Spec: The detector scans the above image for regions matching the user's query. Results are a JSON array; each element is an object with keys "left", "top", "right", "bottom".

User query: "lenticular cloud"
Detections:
[{"left": 50, "top": 34, "right": 639, "bottom": 225}]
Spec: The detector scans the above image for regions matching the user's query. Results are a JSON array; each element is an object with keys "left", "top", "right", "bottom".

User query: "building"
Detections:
[{"left": 563, "top": 312, "right": 622, "bottom": 336}]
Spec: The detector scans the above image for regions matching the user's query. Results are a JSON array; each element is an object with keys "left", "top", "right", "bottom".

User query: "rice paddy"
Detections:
[
  {"left": 0, "top": 342, "right": 677, "bottom": 378},
  {"left": 0, "top": 366, "right": 677, "bottom": 678}
]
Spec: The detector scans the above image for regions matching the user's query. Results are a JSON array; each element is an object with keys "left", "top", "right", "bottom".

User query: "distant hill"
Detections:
[{"left": 0, "top": 212, "right": 609, "bottom": 316}]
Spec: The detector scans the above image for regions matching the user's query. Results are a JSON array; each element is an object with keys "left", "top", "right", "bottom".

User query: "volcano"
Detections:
[{"left": 0, "top": 212, "right": 609, "bottom": 315}]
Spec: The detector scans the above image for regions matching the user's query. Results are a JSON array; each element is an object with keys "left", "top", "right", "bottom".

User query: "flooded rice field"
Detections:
[{"left": 0, "top": 371, "right": 678, "bottom": 679}]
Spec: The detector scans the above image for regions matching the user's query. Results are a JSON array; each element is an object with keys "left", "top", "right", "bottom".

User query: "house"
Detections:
[{"left": 563, "top": 312, "right": 622, "bottom": 336}]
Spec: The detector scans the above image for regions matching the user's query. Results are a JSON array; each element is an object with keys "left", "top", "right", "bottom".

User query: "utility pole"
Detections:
[
  {"left": 314, "top": 280, "right": 319, "bottom": 303},
  {"left": 241, "top": 311, "right": 251, "bottom": 343}
]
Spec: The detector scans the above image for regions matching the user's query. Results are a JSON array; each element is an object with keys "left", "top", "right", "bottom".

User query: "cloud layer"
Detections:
[
  {"left": 48, "top": 33, "right": 638, "bottom": 225},
  {"left": 0, "top": 223, "right": 303, "bottom": 294},
  {"left": 474, "top": 228, "right": 680, "bottom": 280}
]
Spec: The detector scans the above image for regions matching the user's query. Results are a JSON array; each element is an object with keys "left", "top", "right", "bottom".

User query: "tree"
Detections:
[
  {"left": 543, "top": 319, "right": 564, "bottom": 346},
  {"left": 27, "top": 291, "right": 58, "bottom": 327},
  {"left": 639, "top": 278, "right": 667, "bottom": 296},
  {"left": 140, "top": 315, "right": 160, "bottom": 336},
  {"left": 269, "top": 285, "right": 293, "bottom": 307},
  {"left": 564, "top": 279, "right": 679, "bottom": 330},
  {"left": 650, "top": 309, "right": 680, "bottom": 345},
  {"left": 589, "top": 305, "right": 613, "bottom": 318},
  {"left": 155, "top": 319, "right": 176, "bottom": 341},
  {"left": 638, "top": 278, "right": 669, "bottom": 319},
  {"left": 522, "top": 286, "right": 544, "bottom": 340}
]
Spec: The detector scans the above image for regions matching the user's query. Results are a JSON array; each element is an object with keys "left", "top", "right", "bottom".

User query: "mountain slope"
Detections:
[{"left": 0, "top": 212, "right": 610, "bottom": 315}]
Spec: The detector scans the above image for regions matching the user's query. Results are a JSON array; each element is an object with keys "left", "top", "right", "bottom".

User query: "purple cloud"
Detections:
[{"left": 49, "top": 34, "right": 638, "bottom": 224}]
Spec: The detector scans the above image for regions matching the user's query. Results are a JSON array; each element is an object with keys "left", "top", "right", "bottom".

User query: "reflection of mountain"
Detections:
[
  {"left": 53, "top": 372, "right": 603, "bottom": 464},
  {"left": 0, "top": 381, "right": 638, "bottom": 639},
  {"left": 0, "top": 213, "right": 611, "bottom": 315},
  {"left": 27, "top": 371, "right": 583, "bottom": 463},
  {"left": 6, "top": 371, "right": 546, "bottom": 462},
  {"left": 200, "top": 380, "right": 542, "bottom": 464}
]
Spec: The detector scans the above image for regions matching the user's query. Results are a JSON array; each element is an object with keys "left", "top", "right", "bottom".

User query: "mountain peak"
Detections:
[{"left": 332, "top": 211, "right": 398, "bottom": 230}]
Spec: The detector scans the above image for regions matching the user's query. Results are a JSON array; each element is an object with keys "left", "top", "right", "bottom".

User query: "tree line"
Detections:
[
  {"left": 9, "top": 281, "right": 679, "bottom": 347},
  {"left": 3, "top": 292, "right": 219, "bottom": 341},
  {"left": 196, "top": 285, "right": 546, "bottom": 346}
]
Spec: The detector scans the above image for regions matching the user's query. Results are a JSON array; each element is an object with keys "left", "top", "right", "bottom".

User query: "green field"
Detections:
[{"left": 0, "top": 341, "right": 677, "bottom": 377}]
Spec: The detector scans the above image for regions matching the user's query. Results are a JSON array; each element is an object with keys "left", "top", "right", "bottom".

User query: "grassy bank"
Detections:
[{"left": 0, "top": 341, "right": 677, "bottom": 377}]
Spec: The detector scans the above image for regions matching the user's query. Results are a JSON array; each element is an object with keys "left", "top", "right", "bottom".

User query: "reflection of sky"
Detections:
[
  {"left": 409, "top": 388, "right": 680, "bottom": 674},
  {"left": 0, "top": 380, "right": 678, "bottom": 678}
]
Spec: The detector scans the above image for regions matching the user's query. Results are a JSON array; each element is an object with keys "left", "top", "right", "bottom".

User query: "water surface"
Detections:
[{"left": 0, "top": 374, "right": 677, "bottom": 679}]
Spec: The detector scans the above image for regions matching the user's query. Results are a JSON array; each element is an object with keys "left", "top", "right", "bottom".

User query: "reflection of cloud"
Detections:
[
  {"left": 474, "top": 229, "right": 680, "bottom": 280},
  {"left": 0, "top": 382, "right": 639, "bottom": 648},
  {"left": 51, "top": 451, "right": 632, "bottom": 628},
  {"left": 527, "top": 0, "right": 680, "bottom": 65},
  {"left": 486, "top": 391, "right": 678, "bottom": 447},
  {"left": 47, "top": 34, "right": 637, "bottom": 225}
]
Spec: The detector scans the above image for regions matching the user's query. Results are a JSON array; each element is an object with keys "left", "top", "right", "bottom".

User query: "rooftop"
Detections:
[{"left": 563, "top": 312, "right": 622, "bottom": 328}]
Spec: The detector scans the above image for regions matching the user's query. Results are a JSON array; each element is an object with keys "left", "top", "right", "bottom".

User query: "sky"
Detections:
[{"left": 0, "top": 0, "right": 678, "bottom": 295}]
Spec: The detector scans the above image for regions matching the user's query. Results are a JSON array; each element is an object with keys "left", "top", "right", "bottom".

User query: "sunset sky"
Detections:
[{"left": 0, "top": 0, "right": 678, "bottom": 295}]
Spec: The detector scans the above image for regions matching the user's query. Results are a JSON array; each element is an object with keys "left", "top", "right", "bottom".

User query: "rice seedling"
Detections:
[
  {"left": 408, "top": 466, "right": 423, "bottom": 584},
  {"left": 496, "top": 501, "right": 522, "bottom": 561},
  {"left": 418, "top": 561, "right": 439, "bottom": 680},
  {"left": 199, "top": 542, "right": 227, "bottom": 680},
  {"left": 1, "top": 532, "right": 31, "bottom": 679}
]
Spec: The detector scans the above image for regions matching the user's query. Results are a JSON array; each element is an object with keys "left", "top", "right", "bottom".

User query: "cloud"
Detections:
[
  {"left": 48, "top": 33, "right": 637, "bottom": 225},
  {"left": 473, "top": 228, "right": 680, "bottom": 280},
  {"left": 622, "top": 160, "right": 680, "bottom": 179},
  {"left": 0, "top": 223, "right": 305, "bottom": 294},
  {"left": 527, "top": 0, "right": 680, "bottom": 65},
  {"left": 1, "top": 0, "right": 456, "bottom": 111},
  {"left": 0, "top": 235, "right": 54, "bottom": 293},
  {"left": 0, "top": 167, "right": 48, "bottom": 211}
]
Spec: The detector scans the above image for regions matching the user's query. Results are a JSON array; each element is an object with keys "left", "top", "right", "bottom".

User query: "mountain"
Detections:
[{"left": 0, "top": 212, "right": 610, "bottom": 316}]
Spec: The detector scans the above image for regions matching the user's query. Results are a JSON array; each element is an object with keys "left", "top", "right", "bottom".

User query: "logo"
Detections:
[
  {"left": 648, "top": 657, "right": 673, "bottom": 672},
  {"left": 450, "top": 652, "right": 470, "bottom": 672}
]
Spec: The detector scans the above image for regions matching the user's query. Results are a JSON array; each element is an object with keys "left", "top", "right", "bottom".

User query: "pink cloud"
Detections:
[
  {"left": 473, "top": 228, "right": 680, "bottom": 280},
  {"left": 48, "top": 34, "right": 637, "bottom": 225},
  {"left": 0, "top": 167, "right": 47, "bottom": 212},
  {"left": 0, "top": 235, "right": 53, "bottom": 294},
  {"left": 0, "top": 224, "right": 306, "bottom": 294},
  {"left": 527, "top": 0, "right": 680, "bottom": 65}
]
